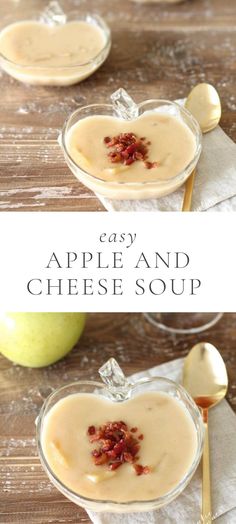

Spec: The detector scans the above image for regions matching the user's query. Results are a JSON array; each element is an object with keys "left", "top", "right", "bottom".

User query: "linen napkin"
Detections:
[
  {"left": 87, "top": 358, "right": 236, "bottom": 524},
  {"left": 96, "top": 101, "right": 236, "bottom": 212}
]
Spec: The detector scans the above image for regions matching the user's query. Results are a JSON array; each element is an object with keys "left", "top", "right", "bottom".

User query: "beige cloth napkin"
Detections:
[
  {"left": 97, "top": 101, "right": 236, "bottom": 212},
  {"left": 87, "top": 358, "right": 236, "bottom": 524}
]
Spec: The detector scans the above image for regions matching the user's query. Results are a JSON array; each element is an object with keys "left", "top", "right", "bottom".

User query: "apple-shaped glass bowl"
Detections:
[
  {"left": 36, "top": 358, "right": 204, "bottom": 513},
  {"left": 0, "top": 2, "right": 111, "bottom": 86},
  {"left": 60, "top": 88, "right": 202, "bottom": 200}
]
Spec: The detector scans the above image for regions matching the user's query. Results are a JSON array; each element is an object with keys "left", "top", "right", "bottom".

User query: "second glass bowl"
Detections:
[{"left": 0, "top": 9, "right": 111, "bottom": 86}]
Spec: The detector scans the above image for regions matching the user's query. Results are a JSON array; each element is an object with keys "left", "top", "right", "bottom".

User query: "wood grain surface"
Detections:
[
  {"left": 0, "top": 312, "right": 236, "bottom": 523},
  {"left": 0, "top": 0, "right": 236, "bottom": 211}
]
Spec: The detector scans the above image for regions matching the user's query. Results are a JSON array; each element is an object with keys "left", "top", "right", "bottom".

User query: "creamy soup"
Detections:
[
  {"left": 41, "top": 391, "right": 197, "bottom": 502},
  {"left": 65, "top": 112, "right": 196, "bottom": 198},
  {"left": 0, "top": 20, "right": 108, "bottom": 85}
]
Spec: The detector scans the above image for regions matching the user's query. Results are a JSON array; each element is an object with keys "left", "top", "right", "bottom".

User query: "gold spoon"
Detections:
[
  {"left": 183, "top": 342, "right": 228, "bottom": 523},
  {"left": 182, "top": 83, "right": 222, "bottom": 211}
]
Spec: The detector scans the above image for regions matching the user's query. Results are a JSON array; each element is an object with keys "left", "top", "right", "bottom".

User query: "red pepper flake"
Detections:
[
  {"left": 87, "top": 420, "right": 150, "bottom": 476},
  {"left": 103, "top": 132, "right": 159, "bottom": 170}
]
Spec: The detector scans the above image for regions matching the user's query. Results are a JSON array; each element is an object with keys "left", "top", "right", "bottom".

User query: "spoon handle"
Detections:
[
  {"left": 202, "top": 409, "right": 212, "bottom": 523},
  {"left": 182, "top": 168, "right": 196, "bottom": 212}
]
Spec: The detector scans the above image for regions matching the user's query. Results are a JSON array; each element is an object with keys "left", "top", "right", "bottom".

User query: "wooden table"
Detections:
[
  {"left": 0, "top": 0, "right": 235, "bottom": 211},
  {"left": 0, "top": 312, "right": 236, "bottom": 523}
]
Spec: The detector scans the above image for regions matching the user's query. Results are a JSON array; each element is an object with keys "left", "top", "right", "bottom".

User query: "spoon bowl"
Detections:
[
  {"left": 185, "top": 83, "right": 222, "bottom": 134},
  {"left": 182, "top": 83, "right": 222, "bottom": 211},
  {"left": 183, "top": 342, "right": 228, "bottom": 409}
]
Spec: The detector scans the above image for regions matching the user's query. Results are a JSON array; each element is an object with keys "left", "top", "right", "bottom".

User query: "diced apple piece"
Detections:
[
  {"left": 50, "top": 440, "right": 69, "bottom": 468},
  {"left": 75, "top": 149, "right": 92, "bottom": 170},
  {"left": 103, "top": 165, "right": 129, "bottom": 175},
  {"left": 86, "top": 471, "right": 116, "bottom": 483}
]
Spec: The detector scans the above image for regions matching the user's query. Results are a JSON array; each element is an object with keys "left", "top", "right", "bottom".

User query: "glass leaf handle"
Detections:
[
  {"left": 111, "top": 88, "right": 139, "bottom": 120},
  {"left": 99, "top": 358, "right": 132, "bottom": 401},
  {"left": 40, "top": 1, "right": 67, "bottom": 26}
]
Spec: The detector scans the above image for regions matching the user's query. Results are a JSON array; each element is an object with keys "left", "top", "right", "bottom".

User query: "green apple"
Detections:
[{"left": 0, "top": 312, "right": 86, "bottom": 368}]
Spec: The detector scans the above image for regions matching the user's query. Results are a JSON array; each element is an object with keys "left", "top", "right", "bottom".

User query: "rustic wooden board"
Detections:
[
  {"left": 0, "top": 312, "right": 236, "bottom": 523},
  {"left": 0, "top": 0, "right": 235, "bottom": 211}
]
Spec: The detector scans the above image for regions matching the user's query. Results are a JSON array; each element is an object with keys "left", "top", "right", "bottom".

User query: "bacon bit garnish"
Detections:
[
  {"left": 92, "top": 449, "right": 101, "bottom": 458},
  {"left": 87, "top": 420, "right": 150, "bottom": 476},
  {"left": 94, "top": 453, "right": 108, "bottom": 465},
  {"left": 88, "top": 426, "right": 96, "bottom": 436},
  {"left": 133, "top": 464, "right": 150, "bottom": 476},
  {"left": 109, "top": 461, "right": 123, "bottom": 471},
  {"left": 123, "top": 452, "right": 134, "bottom": 463},
  {"left": 103, "top": 132, "right": 159, "bottom": 170}
]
